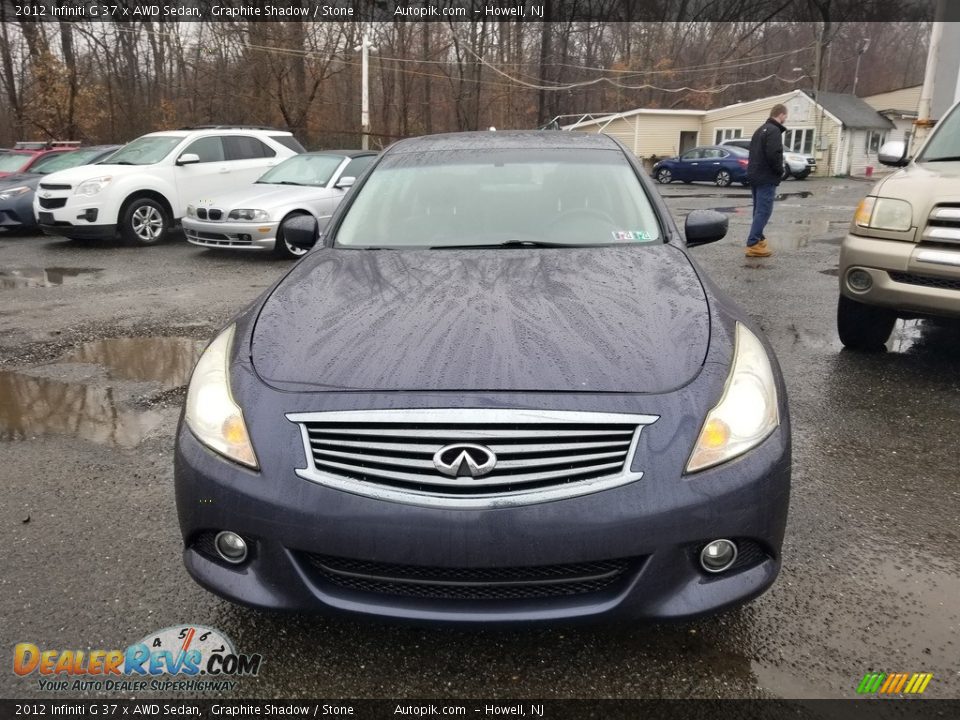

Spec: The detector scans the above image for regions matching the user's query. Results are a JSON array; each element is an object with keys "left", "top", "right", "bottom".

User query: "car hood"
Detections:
[
  {"left": 0, "top": 173, "right": 41, "bottom": 189},
  {"left": 250, "top": 245, "right": 711, "bottom": 393},
  {"left": 38, "top": 164, "right": 154, "bottom": 185},
  {"left": 193, "top": 184, "right": 338, "bottom": 211},
  {"left": 874, "top": 161, "right": 960, "bottom": 225}
]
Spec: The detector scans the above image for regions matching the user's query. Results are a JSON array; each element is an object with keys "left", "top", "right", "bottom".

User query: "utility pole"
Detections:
[
  {"left": 915, "top": 1, "right": 947, "bottom": 151},
  {"left": 852, "top": 38, "right": 871, "bottom": 96},
  {"left": 355, "top": 30, "right": 376, "bottom": 150}
]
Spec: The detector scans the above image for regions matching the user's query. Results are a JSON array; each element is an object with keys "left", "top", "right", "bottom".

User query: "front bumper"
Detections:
[
  {"left": 33, "top": 192, "right": 113, "bottom": 239},
  {"left": 0, "top": 194, "right": 35, "bottom": 229},
  {"left": 839, "top": 233, "right": 960, "bottom": 318},
  {"left": 175, "top": 390, "right": 791, "bottom": 622},
  {"left": 183, "top": 217, "right": 278, "bottom": 251}
]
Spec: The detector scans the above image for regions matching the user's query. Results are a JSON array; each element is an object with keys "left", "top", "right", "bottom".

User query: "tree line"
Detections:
[{"left": 0, "top": 13, "right": 929, "bottom": 150}]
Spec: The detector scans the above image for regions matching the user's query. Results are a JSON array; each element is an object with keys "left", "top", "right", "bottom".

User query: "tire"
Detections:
[
  {"left": 273, "top": 212, "right": 312, "bottom": 259},
  {"left": 714, "top": 169, "right": 732, "bottom": 187},
  {"left": 837, "top": 294, "right": 896, "bottom": 350},
  {"left": 781, "top": 165, "right": 791, "bottom": 182},
  {"left": 795, "top": 170, "right": 810, "bottom": 180},
  {"left": 120, "top": 197, "right": 170, "bottom": 246},
  {"left": 656, "top": 168, "right": 672, "bottom": 184}
]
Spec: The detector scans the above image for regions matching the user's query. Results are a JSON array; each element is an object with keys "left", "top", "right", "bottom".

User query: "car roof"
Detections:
[
  {"left": 141, "top": 129, "right": 295, "bottom": 138},
  {"left": 386, "top": 131, "right": 621, "bottom": 154}
]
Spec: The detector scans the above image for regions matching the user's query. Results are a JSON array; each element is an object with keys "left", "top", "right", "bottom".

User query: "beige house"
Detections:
[
  {"left": 565, "top": 88, "right": 900, "bottom": 177},
  {"left": 862, "top": 85, "right": 922, "bottom": 150}
]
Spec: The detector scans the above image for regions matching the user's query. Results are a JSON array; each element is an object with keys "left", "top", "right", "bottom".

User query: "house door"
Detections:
[{"left": 679, "top": 131, "right": 698, "bottom": 155}]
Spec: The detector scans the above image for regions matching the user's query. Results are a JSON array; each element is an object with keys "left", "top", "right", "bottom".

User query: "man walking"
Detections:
[{"left": 745, "top": 104, "right": 788, "bottom": 258}]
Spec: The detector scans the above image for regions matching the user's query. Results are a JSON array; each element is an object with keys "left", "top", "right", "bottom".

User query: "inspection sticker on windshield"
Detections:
[{"left": 612, "top": 230, "right": 654, "bottom": 242}]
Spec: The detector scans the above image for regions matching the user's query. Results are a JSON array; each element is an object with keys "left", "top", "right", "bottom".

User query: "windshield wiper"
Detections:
[
  {"left": 431, "top": 240, "right": 584, "bottom": 249},
  {"left": 269, "top": 180, "right": 306, "bottom": 186},
  {"left": 922, "top": 155, "right": 960, "bottom": 162}
]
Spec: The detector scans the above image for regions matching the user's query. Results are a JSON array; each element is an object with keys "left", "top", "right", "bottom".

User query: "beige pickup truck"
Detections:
[{"left": 837, "top": 99, "right": 960, "bottom": 349}]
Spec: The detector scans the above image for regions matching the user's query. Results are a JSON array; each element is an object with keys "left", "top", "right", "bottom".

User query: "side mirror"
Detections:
[
  {"left": 335, "top": 175, "right": 356, "bottom": 190},
  {"left": 685, "top": 209, "right": 728, "bottom": 247},
  {"left": 281, "top": 214, "right": 319, "bottom": 251},
  {"left": 878, "top": 140, "right": 909, "bottom": 167},
  {"left": 176, "top": 153, "right": 200, "bottom": 166}
]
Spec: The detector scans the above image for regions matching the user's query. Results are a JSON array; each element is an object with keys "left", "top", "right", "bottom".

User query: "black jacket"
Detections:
[{"left": 747, "top": 117, "right": 787, "bottom": 186}]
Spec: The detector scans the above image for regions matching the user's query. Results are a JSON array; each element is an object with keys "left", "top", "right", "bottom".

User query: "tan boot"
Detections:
[{"left": 745, "top": 239, "right": 772, "bottom": 257}]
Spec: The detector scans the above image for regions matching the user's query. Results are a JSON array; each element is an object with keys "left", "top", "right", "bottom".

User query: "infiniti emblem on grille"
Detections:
[{"left": 433, "top": 444, "right": 497, "bottom": 478}]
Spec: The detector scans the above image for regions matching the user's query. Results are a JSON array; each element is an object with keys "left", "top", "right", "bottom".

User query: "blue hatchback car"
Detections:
[
  {"left": 175, "top": 131, "right": 790, "bottom": 623},
  {"left": 653, "top": 145, "right": 750, "bottom": 187}
]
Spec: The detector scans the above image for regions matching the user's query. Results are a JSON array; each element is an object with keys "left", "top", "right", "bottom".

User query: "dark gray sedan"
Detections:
[
  {"left": 175, "top": 131, "right": 790, "bottom": 622},
  {"left": 0, "top": 145, "right": 121, "bottom": 232}
]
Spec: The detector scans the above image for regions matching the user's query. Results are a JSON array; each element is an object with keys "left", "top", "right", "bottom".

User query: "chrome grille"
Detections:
[
  {"left": 304, "top": 553, "right": 641, "bottom": 601},
  {"left": 288, "top": 409, "right": 658, "bottom": 508},
  {"left": 922, "top": 205, "right": 960, "bottom": 245}
]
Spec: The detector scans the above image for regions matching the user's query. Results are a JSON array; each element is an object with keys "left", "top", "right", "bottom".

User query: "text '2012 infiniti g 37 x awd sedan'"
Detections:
[{"left": 175, "top": 131, "right": 791, "bottom": 623}]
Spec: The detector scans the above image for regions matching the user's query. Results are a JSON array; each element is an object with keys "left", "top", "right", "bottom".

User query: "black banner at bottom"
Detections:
[{"left": 3, "top": 699, "right": 960, "bottom": 720}]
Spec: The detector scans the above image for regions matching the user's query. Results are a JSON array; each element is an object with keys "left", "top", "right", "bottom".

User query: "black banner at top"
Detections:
[{"left": 0, "top": 0, "right": 947, "bottom": 23}]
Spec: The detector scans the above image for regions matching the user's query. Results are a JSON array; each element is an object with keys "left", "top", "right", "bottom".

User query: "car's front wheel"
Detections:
[
  {"left": 656, "top": 168, "right": 672, "bottom": 184},
  {"left": 714, "top": 169, "right": 732, "bottom": 187},
  {"left": 794, "top": 170, "right": 810, "bottom": 180},
  {"left": 120, "top": 197, "right": 170, "bottom": 246},
  {"left": 837, "top": 294, "right": 896, "bottom": 350},
  {"left": 273, "top": 212, "right": 312, "bottom": 259},
  {"left": 781, "top": 165, "right": 791, "bottom": 181}
]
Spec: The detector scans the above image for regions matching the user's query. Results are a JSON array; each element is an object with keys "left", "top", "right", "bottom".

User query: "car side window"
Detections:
[
  {"left": 681, "top": 149, "right": 702, "bottom": 161},
  {"left": 703, "top": 149, "right": 726, "bottom": 159},
  {"left": 342, "top": 155, "right": 374, "bottom": 179},
  {"left": 224, "top": 136, "right": 276, "bottom": 160},
  {"left": 183, "top": 136, "right": 225, "bottom": 163}
]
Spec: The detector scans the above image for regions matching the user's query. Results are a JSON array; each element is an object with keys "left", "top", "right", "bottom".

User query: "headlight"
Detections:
[
  {"left": 854, "top": 196, "right": 913, "bottom": 232},
  {"left": 785, "top": 153, "right": 803, "bottom": 163},
  {"left": 227, "top": 208, "right": 270, "bottom": 221},
  {"left": 74, "top": 176, "right": 112, "bottom": 197},
  {"left": 184, "top": 324, "right": 259, "bottom": 469},
  {"left": 686, "top": 323, "right": 779, "bottom": 473},
  {"left": 186, "top": 204, "right": 196, "bottom": 218},
  {"left": 0, "top": 185, "right": 31, "bottom": 200}
]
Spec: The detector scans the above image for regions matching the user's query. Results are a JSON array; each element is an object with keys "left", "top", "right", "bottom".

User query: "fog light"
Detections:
[
  {"left": 847, "top": 268, "right": 873, "bottom": 292},
  {"left": 700, "top": 539, "right": 738, "bottom": 573},
  {"left": 214, "top": 531, "right": 248, "bottom": 564},
  {"left": 239, "top": 234, "right": 251, "bottom": 242}
]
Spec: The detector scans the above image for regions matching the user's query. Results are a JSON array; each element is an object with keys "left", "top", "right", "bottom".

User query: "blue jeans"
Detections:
[{"left": 747, "top": 184, "right": 776, "bottom": 246}]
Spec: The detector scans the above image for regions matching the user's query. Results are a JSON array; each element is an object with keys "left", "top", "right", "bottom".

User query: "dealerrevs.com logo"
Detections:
[{"left": 14, "top": 625, "right": 262, "bottom": 693}]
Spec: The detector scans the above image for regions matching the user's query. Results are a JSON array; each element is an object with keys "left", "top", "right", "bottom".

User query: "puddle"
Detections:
[
  {"left": 0, "top": 267, "right": 103, "bottom": 289},
  {"left": 0, "top": 371, "right": 164, "bottom": 447},
  {"left": 63, "top": 337, "right": 205, "bottom": 388},
  {"left": 885, "top": 318, "right": 960, "bottom": 354},
  {"left": 820, "top": 268, "right": 839, "bottom": 276},
  {"left": 0, "top": 336, "right": 206, "bottom": 447}
]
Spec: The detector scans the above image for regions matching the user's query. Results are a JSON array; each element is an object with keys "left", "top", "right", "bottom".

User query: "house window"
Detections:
[
  {"left": 784, "top": 128, "right": 814, "bottom": 154},
  {"left": 866, "top": 130, "right": 888, "bottom": 153},
  {"left": 714, "top": 128, "right": 742, "bottom": 144}
]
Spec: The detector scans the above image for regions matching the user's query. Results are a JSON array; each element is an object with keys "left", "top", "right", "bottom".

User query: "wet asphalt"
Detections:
[{"left": 0, "top": 177, "right": 957, "bottom": 700}]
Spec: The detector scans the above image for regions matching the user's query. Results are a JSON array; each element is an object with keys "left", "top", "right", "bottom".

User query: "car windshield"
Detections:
[
  {"left": 334, "top": 148, "right": 662, "bottom": 248},
  {"left": 917, "top": 102, "right": 960, "bottom": 162},
  {"left": 0, "top": 152, "right": 30, "bottom": 172},
  {"left": 99, "top": 136, "right": 181, "bottom": 165},
  {"left": 28, "top": 149, "right": 109, "bottom": 174},
  {"left": 256, "top": 154, "right": 343, "bottom": 187}
]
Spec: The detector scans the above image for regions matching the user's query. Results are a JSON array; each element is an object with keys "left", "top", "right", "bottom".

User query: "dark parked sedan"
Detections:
[
  {"left": 175, "top": 131, "right": 790, "bottom": 622},
  {"left": 653, "top": 145, "right": 750, "bottom": 186},
  {"left": 0, "top": 146, "right": 120, "bottom": 232}
]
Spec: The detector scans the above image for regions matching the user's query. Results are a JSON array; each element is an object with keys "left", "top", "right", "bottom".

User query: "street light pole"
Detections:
[
  {"left": 852, "top": 38, "right": 871, "bottom": 96},
  {"left": 355, "top": 31, "right": 376, "bottom": 150}
]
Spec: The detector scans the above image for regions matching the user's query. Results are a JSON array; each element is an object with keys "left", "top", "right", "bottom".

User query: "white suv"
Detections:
[{"left": 33, "top": 126, "right": 303, "bottom": 245}]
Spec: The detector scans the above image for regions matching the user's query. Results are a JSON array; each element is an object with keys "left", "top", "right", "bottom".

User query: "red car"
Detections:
[{"left": 0, "top": 141, "right": 81, "bottom": 179}]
